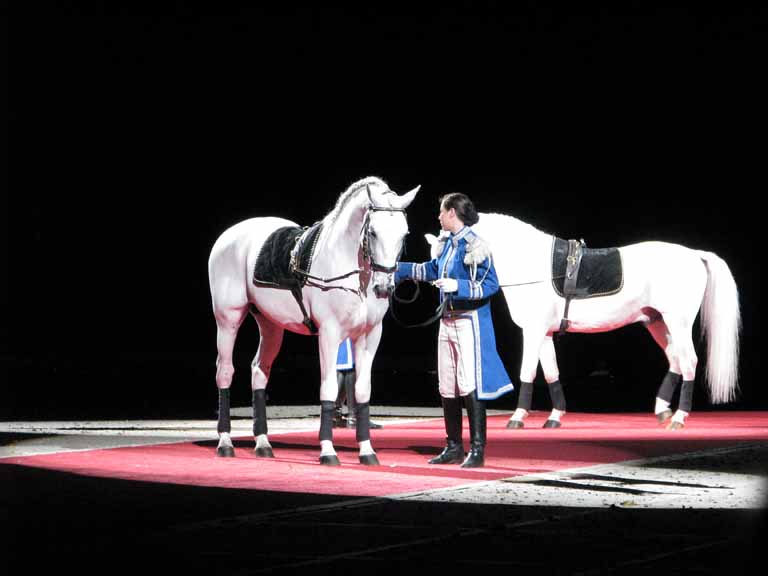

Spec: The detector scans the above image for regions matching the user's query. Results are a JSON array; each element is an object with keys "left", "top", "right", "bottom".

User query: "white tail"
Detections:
[{"left": 698, "top": 251, "right": 741, "bottom": 403}]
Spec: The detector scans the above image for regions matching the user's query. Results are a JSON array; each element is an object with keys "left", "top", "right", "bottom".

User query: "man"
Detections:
[
  {"left": 333, "top": 338, "right": 383, "bottom": 429},
  {"left": 395, "top": 193, "right": 513, "bottom": 467}
]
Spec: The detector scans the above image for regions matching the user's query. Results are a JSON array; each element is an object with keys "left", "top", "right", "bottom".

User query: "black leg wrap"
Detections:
[
  {"left": 217, "top": 388, "right": 231, "bottom": 434},
  {"left": 548, "top": 379, "right": 566, "bottom": 411},
  {"left": 355, "top": 402, "right": 371, "bottom": 442},
  {"left": 657, "top": 371, "right": 681, "bottom": 403},
  {"left": 461, "top": 392, "right": 486, "bottom": 468},
  {"left": 517, "top": 381, "right": 533, "bottom": 411},
  {"left": 319, "top": 400, "right": 335, "bottom": 441},
  {"left": 679, "top": 379, "right": 694, "bottom": 412},
  {"left": 252, "top": 389, "right": 268, "bottom": 436}
]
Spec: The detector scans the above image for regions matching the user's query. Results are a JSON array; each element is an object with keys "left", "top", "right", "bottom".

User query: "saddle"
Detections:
[
  {"left": 252, "top": 222, "right": 324, "bottom": 334},
  {"left": 551, "top": 237, "right": 623, "bottom": 334}
]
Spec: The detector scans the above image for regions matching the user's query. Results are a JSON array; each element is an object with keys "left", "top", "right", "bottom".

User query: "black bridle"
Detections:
[
  {"left": 289, "top": 200, "right": 408, "bottom": 289},
  {"left": 361, "top": 203, "right": 408, "bottom": 274}
]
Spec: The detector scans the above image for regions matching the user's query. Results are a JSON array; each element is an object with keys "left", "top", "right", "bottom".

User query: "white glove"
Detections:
[{"left": 433, "top": 277, "right": 458, "bottom": 293}]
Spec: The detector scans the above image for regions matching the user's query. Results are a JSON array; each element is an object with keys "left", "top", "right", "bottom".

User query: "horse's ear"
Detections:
[
  {"left": 424, "top": 233, "right": 438, "bottom": 247},
  {"left": 396, "top": 185, "right": 421, "bottom": 209}
]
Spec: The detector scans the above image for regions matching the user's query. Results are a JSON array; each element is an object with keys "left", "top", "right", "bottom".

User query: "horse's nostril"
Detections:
[{"left": 373, "top": 283, "right": 394, "bottom": 298}]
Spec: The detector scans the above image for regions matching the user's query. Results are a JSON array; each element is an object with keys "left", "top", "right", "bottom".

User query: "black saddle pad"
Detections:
[
  {"left": 551, "top": 237, "right": 623, "bottom": 299},
  {"left": 253, "top": 223, "right": 322, "bottom": 288}
]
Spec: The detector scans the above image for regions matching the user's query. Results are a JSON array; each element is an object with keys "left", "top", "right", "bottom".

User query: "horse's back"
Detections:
[
  {"left": 620, "top": 241, "right": 708, "bottom": 311},
  {"left": 620, "top": 241, "right": 706, "bottom": 277},
  {"left": 208, "top": 217, "right": 298, "bottom": 309}
]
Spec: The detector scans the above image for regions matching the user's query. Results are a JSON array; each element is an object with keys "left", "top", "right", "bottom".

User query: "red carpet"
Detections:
[{"left": 4, "top": 412, "right": 767, "bottom": 497}]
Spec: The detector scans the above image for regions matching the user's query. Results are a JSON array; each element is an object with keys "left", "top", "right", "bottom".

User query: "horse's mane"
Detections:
[
  {"left": 476, "top": 212, "right": 550, "bottom": 240},
  {"left": 324, "top": 176, "right": 389, "bottom": 226}
]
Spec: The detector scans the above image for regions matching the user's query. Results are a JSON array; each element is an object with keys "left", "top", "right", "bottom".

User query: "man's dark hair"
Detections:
[{"left": 440, "top": 193, "right": 479, "bottom": 226}]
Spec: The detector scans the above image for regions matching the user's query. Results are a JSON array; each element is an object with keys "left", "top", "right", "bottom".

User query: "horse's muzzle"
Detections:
[{"left": 373, "top": 281, "right": 395, "bottom": 299}]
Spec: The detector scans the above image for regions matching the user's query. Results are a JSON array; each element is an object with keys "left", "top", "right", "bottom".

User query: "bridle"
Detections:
[
  {"left": 361, "top": 203, "right": 408, "bottom": 274},
  {"left": 289, "top": 198, "right": 408, "bottom": 289}
]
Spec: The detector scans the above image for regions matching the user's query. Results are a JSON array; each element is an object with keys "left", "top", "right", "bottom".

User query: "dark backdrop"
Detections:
[{"left": 4, "top": 3, "right": 761, "bottom": 419}]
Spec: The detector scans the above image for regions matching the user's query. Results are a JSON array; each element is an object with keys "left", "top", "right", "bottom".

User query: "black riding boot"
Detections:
[
  {"left": 333, "top": 371, "right": 347, "bottom": 428},
  {"left": 461, "top": 392, "right": 486, "bottom": 468},
  {"left": 428, "top": 396, "right": 464, "bottom": 464}
]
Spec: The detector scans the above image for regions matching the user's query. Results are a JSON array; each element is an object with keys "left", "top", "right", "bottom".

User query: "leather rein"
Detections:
[{"left": 291, "top": 203, "right": 407, "bottom": 289}]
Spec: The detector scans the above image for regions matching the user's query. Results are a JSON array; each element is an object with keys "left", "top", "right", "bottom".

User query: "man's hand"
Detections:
[{"left": 433, "top": 278, "right": 458, "bottom": 293}]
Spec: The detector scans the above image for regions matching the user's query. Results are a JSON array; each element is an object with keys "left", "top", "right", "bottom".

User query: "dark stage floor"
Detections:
[{"left": 2, "top": 409, "right": 766, "bottom": 575}]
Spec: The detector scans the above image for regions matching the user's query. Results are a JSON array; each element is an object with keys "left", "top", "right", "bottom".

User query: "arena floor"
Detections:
[{"left": 2, "top": 406, "right": 766, "bottom": 575}]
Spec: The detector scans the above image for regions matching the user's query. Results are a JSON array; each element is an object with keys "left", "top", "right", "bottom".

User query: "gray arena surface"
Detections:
[{"left": 2, "top": 405, "right": 765, "bottom": 575}]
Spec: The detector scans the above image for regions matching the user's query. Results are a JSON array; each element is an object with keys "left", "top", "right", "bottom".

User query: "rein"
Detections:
[
  {"left": 389, "top": 275, "right": 570, "bottom": 329},
  {"left": 389, "top": 279, "right": 447, "bottom": 329},
  {"left": 289, "top": 202, "right": 407, "bottom": 289},
  {"left": 498, "top": 275, "right": 565, "bottom": 288}
]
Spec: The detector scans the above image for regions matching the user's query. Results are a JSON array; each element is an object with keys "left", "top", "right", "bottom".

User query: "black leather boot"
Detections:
[
  {"left": 461, "top": 392, "right": 486, "bottom": 468},
  {"left": 429, "top": 396, "right": 464, "bottom": 464},
  {"left": 333, "top": 370, "right": 348, "bottom": 428}
]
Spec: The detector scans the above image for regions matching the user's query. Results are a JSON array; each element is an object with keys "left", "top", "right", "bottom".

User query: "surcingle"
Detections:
[
  {"left": 253, "top": 223, "right": 323, "bottom": 288},
  {"left": 252, "top": 222, "right": 324, "bottom": 334},
  {"left": 551, "top": 237, "right": 623, "bottom": 299}
]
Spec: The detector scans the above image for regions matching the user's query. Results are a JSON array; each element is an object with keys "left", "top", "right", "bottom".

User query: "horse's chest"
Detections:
[
  {"left": 326, "top": 295, "right": 385, "bottom": 328},
  {"left": 345, "top": 299, "right": 386, "bottom": 328}
]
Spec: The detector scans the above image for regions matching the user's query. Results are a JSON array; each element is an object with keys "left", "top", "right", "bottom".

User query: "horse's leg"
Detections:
[
  {"left": 663, "top": 317, "right": 698, "bottom": 430},
  {"left": 214, "top": 307, "right": 247, "bottom": 457},
  {"left": 507, "top": 327, "right": 547, "bottom": 429},
  {"left": 318, "top": 328, "right": 343, "bottom": 466},
  {"left": 539, "top": 335, "right": 566, "bottom": 428},
  {"left": 250, "top": 312, "right": 285, "bottom": 457},
  {"left": 352, "top": 324, "right": 381, "bottom": 465},
  {"left": 645, "top": 318, "right": 682, "bottom": 425}
]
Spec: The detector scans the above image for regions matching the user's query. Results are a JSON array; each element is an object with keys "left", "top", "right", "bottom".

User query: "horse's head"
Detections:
[
  {"left": 424, "top": 231, "right": 449, "bottom": 260},
  {"left": 363, "top": 183, "right": 420, "bottom": 298}
]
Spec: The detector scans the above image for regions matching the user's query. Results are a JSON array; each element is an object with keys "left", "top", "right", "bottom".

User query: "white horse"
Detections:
[
  {"left": 427, "top": 212, "right": 740, "bottom": 429},
  {"left": 208, "top": 177, "right": 419, "bottom": 465}
]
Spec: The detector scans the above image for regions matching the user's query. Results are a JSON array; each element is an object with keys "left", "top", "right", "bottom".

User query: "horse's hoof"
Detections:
[
  {"left": 656, "top": 410, "right": 673, "bottom": 425},
  {"left": 217, "top": 446, "right": 235, "bottom": 458},
  {"left": 542, "top": 419, "right": 561, "bottom": 429},
  {"left": 359, "top": 453, "right": 380, "bottom": 466},
  {"left": 319, "top": 454, "right": 341, "bottom": 466},
  {"left": 666, "top": 420, "right": 685, "bottom": 430},
  {"left": 255, "top": 446, "right": 274, "bottom": 458},
  {"left": 506, "top": 420, "right": 524, "bottom": 429}
]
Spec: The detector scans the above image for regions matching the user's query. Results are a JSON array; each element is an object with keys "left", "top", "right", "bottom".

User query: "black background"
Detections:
[{"left": 4, "top": 3, "right": 761, "bottom": 419}]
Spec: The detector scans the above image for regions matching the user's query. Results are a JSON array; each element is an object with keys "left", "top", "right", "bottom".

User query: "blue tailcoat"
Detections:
[
  {"left": 395, "top": 226, "right": 513, "bottom": 400},
  {"left": 336, "top": 338, "right": 354, "bottom": 371}
]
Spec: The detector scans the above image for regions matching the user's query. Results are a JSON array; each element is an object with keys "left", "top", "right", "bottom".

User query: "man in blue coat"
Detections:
[
  {"left": 333, "top": 338, "right": 382, "bottom": 429},
  {"left": 396, "top": 193, "right": 512, "bottom": 467}
]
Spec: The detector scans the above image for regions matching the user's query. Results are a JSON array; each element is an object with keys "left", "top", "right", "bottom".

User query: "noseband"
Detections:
[{"left": 361, "top": 204, "right": 407, "bottom": 274}]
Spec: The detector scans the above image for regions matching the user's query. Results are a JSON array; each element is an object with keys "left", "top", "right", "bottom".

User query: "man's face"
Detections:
[{"left": 439, "top": 203, "right": 459, "bottom": 232}]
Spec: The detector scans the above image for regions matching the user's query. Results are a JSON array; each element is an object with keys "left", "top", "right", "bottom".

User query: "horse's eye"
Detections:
[{"left": 370, "top": 230, "right": 377, "bottom": 238}]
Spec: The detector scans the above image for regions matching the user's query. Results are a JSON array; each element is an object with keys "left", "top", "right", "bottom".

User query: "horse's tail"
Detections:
[{"left": 698, "top": 251, "right": 741, "bottom": 403}]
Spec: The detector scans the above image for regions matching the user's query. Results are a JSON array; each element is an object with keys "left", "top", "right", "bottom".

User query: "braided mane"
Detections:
[{"left": 324, "top": 176, "right": 390, "bottom": 226}]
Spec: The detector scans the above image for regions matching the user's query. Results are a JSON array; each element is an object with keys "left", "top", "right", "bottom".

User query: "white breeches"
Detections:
[{"left": 438, "top": 313, "right": 478, "bottom": 398}]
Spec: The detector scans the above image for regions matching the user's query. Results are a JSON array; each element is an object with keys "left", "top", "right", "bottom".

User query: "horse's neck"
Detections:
[
  {"left": 477, "top": 213, "right": 552, "bottom": 281},
  {"left": 315, "top": 197, "right": 366, "bottom": 274}
]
